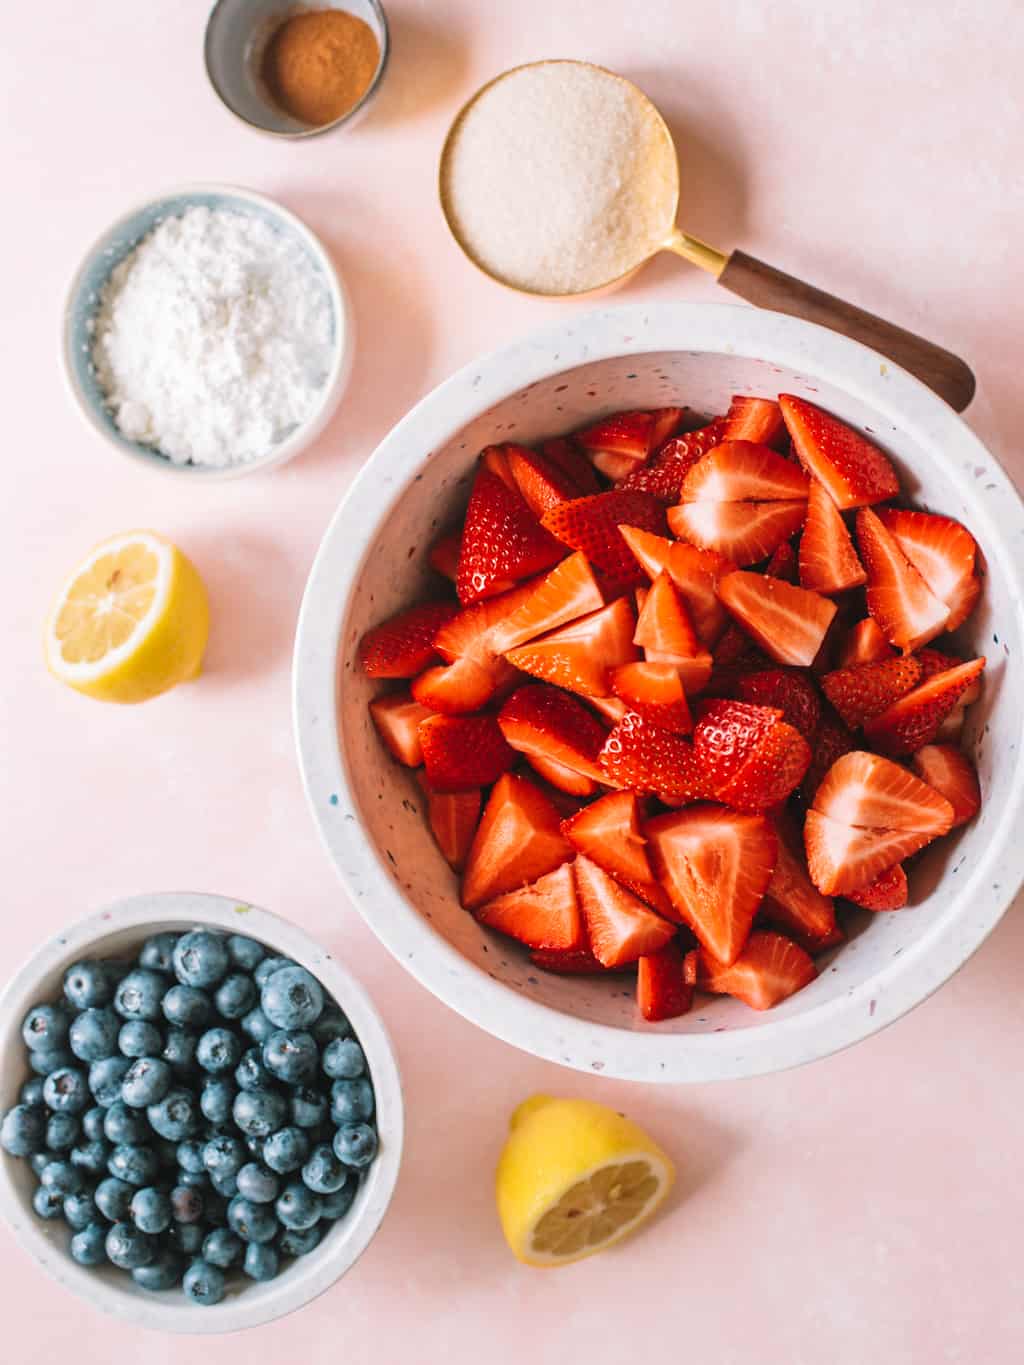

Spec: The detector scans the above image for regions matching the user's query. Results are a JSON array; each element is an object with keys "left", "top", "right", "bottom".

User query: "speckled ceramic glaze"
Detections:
[
  {"left": 293, "top": 303, "right": 1024, "bottom": 1083},
  {"left": 0, "top": 894, "right": 402, "bottom": 1333}
]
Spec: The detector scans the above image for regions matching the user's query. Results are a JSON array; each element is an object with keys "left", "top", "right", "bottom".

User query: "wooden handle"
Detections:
[{"left": 717, "top": 250, "right": 976, "bottom": 412}]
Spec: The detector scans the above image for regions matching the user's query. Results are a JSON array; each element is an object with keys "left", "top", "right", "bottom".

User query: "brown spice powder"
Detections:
[{"left": 261, "top": 9, "right": 380, "bottom": 128}]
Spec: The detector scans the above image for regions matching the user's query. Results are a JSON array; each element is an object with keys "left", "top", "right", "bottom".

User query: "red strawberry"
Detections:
[
  {"left": 428, "top": 532, "right": 461, "bottom": 582},
  {"left": 597, "top": 711, "right": 706, "bottom": 804},
  {"left": 779, "top": 394, "right": 900, "bottom": 508},
  {"left": 915, "top": 650, "right": 983, "bottom": 706},
  {"left": 434, "top": 580, "right": 537, "bottom": 665},
  {"left": 540, "top": 437, "right": 601, "bottom": 495},
  {"left": 621, "top": 421, "right": 726, "bottom": 502},
  {"left": 481, "top": 445, "right": 517, "bottom": 488},
  {"left": 717, "top": 572, "right": 838, "bottom": 668},
  {"left": 909, "top": 744, "right": 981, "bottom": 827},
  {"left": 799, "top": 478, "right": 867, "bottom": 594},
  {"left": 461, "top": 772, "right": 573, "bottom": 908},
  {"left": 875, "top": 508, "right": 979, "bottom": 630},
  {"left": 837, "top": 617, "right": 894, "bottom": 667},
  {"left": 419, "top": 713, "right": 515, "bottom": 793},
  {"left": 801, "top": 705, "right": 856, "bottom": 801},
  {"left": 678, "top": 441, "right": 810, "bottom": 502},
  {"left": 812, "top": 750, "right": 955, "bottom": 834},
  {"left": 804, "top": 811, "right": 936, "bottom": 896},
  {"left": 505, "top": 444, "right": 582, "bottom": 517},
  {"left": 761, "top": 816, "right": 838, "bottom": 945},
  {"left": 573, "top": 855, "right": 676, "bottom": 967},
  {"left": 720, "top": 395, "right": 786, "bottom": 448},
  {"left": 862, "top": 657, "right": 985, "bottom": 755},
  {"left": 764, "top": 541, "right": 799, "bottom": 582},
  {"left": 695, "top": 931, "right": 816, "bottom": 1010},
  {"left": 845, "top": 863, "right": 909, "bottom": 911},
  {"left": 942, "top": 574, "right": 982, "bottom": 634},
  {"left": 498, "top": 684, "right": 608, "bottom": 786},
  {"left": 416, "top": 774, "right": 481, "bottom": 871},
  {"left": 456, "top": 465, "right": 565, "bottom": 605},
  {"left": 712, "top": 717, "right": 811, "bottom": 812},
  {"left": 735, "top": 669, "right": 821, "bottom": 739},
  {"left": 633, "top": 572, "right": 701, "bottom": 658},
  {"left": 646, "top": 806, "right": 778, "bottom": 964},
  {"left": 529, "top": 947, "right": 616, "bottom": 974},
  {"left": 610, "top": 662, "right": 692, "bottom": 734},
  {"left": 575, "top": 408, "right": 684, "bottom": 480},
  {"left": 561, "top": 790, "right": 673, "bottom": 915},
  {"left": 524, "top": 753, "right": 599, "bottom": 797},
  {"left": 637, "top": 940, "right": 695, "bottom": 1021},
  {"left": 668, "top": 499, "right": 807, "bottom": 567},
  {"left": 475, "top": 863, "right": 582, "bottom": 950},
  {"left": 541, "top": 491, "right": 666, "bottom": 595},
  {"left": 618, "top": 525, "right": 734, "bottom": 644},
  {"left": 856, "top": 508, "right": 950, "bottom": 651},
  {"left": 585, "top": 694, "right": 628, "bottom": 725},
  {"left": 820, "top": 656, "right": 924, "bottom": 729},
  {"left": 489, "top": 553, "right": 604, "bottom": 654},
  {"left": 359, "top": 601, "right": 459, "bottom": 678},
  {"left": 411, "top": 656, "right": 506, "bottom": 714},
  {"left": 368, "top": 693, "right": 435, "bottom": 767},
  {"left": 693, "top": 699, "right": 781, "bottom": 787},
  {"left": 504, "top": 597, "right": 639, "bottom": 697}
]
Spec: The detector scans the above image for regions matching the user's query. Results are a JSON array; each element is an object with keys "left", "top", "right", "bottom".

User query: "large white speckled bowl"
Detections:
[{"left": 294, "top": 303, "right": 1024, "bottom": 1083}]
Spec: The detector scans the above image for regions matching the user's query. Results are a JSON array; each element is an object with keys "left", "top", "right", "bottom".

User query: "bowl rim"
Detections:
[
  {"left": 60, "top": 182, "right": 354, "bottom": 480},
  {"left": 0, "top": 892, "right": 403, "bottom": 1334},
  {"left": 292, "top": 301, "right": 1024, "bottom": 1083}
]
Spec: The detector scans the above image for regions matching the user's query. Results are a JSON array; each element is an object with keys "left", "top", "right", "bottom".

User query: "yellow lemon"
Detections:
[
  {"left": 496, "top": 1094, "right": 674, "bottom": 1266},
  {"left": 45, "top": 531, "right": 209, "bottom": 704}
]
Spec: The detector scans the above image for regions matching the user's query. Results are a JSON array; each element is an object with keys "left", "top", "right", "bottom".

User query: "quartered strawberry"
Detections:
[
  {"left": 799, "top": 478, "right": 867, "bottom": 594},
  {"left": 734, "top": 668, "right": 821, "bottom": 739},
  {"left": 428, "top": 532, "right": 461, "bottom": 582},
  {"left": 539, "top": 437, "right": 602, "bottom": 495},
  {"left": 504, "top": 597, "right": 639, "bottom": 697},
  {"left": 915, "top": 649, "right": 983, "bottom": 707},
  {"left": 575, "top": 408, "right": 684, "bottom": 481},
  {"left": 434, "top": 580, "right": 536, "bottom": 666},
  {"left": 801, "top": 705, "right": 856, "bottom": 802},
  {"left": 910, "top": 744, "right": 981, "bottom": 827},
  {"left": 693, "top": 699, "right": 781, "bottom": 787},
  {"left": 498, "top": 684, "right": 608, "bottom": 786},
  {"left": 573, "top": 855, "right": 676, "bottom": 967},
  {"left": 597, "top": 710, "right": 706, "bottom": 804},
  {"left": 633, "top": 571, "right": 701, "bottom": 658},
  {"left": 368, "top": 693, "right": 435, "bottom": 767},
  {"left": 637, "top": 940, "right": 695, "bottom": 1021},
  {"left": 646, "top": 805, "right": 777, "bottom": 964},
  {"left": 837, "top": 617, "right": 894, "bottom": 667},
  {"left": 529, "top": 946, "right": 614, "bottom": 974},
  {"left": 461, "top": 772, "right": 573, "bottom": 908},
  {"left": 804, "top": 811, "right": 937, "bottom": 896},
  {"left": 695, "top": 931, "right": 816, "bottom": 1010},
  {"left": 525, "top": 753, "right": 599, "bottom": 797},
  {"left": 678, "top": 440, "right": 810, "bottom": 502},
  {"left": 844, "top": 863, "right": 909, "bottom": 911},
  {"left": 489, "top": 553, "right": 604, "bottom": 654},
  {"left": 720, "top": 395, "right": 786, "bottom": 448},
  {"left": 856, "top": 507, "right": 950, "bottom": 652},
  {"left": 942, "top": 574, "right": 982, "bottom": 634},
  {"left": 820, "top": 656, "right": 923, "bottom": 729},
  {"left": 419, "top": 713, "right": 516, "bottom": 793},
  {"left": 714, "top": 719, "right": 810, "bottom": 812},
  {"left": 416, "top": 774, "right": 481, "bottom": 871},
  {"left": 456, "top": 465, "right": 565, "bottom": 605},
  {"left": 761, "top": 816, "right": 838, "bottom": 946},
  {"left": 876, "top": 508, "right": 979, "bottom": 630},
  {"left": 359, "top": 600, "right": 459, "bottom": 677},
  {"left": 618, "top": 525, "right": 734, "bottom": 644},
  {"left": 505, "top": 444, "right": 583, "bottom": 517},
  {"left": 621, "top": 421, "right": 725, "bottom": 502},
  {"left": 561, "top": 790, "right": 673, "bottom": 916},
  {"left": 668, "top": 499, "right": 807, "bottom": 567},
  {"left": 717, "top": 572, "right": 838, "bottom": 668},
  {"left": 862, "top": 657, "right": 986, "bottom": 755},
  {"left": 610, "top": 662, "right": 692, "bottom": 735},
  {"left": 779, "top": 394, "right": 900, "bottom": 509},
  {"left": 475, "top": 863, "right": 582, "bottom": 951},
  {"left": 812, "top": 750, "right": 955, "bottom": 835},
  {"left": 411, "top": 656, "right": 507, "bottom": 714},
  {"left": 541, "top": 490, "right": 666, "bottom": 595}
]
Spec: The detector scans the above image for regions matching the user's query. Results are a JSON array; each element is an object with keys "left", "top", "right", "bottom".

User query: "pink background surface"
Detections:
[{"left": 2, "top": 2, "right": 1022, "bottom": 1361}]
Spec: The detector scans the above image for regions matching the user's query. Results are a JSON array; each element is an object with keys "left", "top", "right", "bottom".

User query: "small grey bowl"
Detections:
[{"left": 205, "top": 0, "right": 389, "bottom": 138}]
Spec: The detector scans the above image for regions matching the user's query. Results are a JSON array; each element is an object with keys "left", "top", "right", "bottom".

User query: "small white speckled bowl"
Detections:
[
  {"left": 294, "top": 303, "right": 1024, "bottom": 1083},
  {"left": 0, "top": 894, "right": 402, "bottom": 1333}
]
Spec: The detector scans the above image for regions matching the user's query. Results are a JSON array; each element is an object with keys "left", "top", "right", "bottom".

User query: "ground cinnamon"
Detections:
[{"left": 261, "top": 8, "right": 380, "bottom": 127}]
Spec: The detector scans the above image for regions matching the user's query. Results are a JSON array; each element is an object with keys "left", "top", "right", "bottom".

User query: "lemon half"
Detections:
[
  {"left": 45, "top": 531, "right": 209, "bottom": 703},
  {"left": 496, "top": 1095, "right": 675, "bottom": 1267}
]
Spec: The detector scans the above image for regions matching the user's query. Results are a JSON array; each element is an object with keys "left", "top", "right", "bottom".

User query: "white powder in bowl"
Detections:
[
  {"left": 90, "top": 205, "right": 334, "bottom": 467},
  {"left": 442, "top": 62, "right": 678, "bottom": 295}
]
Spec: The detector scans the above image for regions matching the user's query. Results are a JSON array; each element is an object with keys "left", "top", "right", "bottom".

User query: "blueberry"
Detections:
[
  {"left": 290, "top": 1087, "right": 328, "bottom": 1130},
  {"left": 167, "top": 1221, "right": 205, "bottom": 1256},
  {"left": 29, "top": 1151, "right": 55, "bottom": 1177},
  {"left": 121, "top": 1056, "right": 173, "bottom": 1108},
  {"left": 243, "top": 1242, "right": 279, "bottom": 1281},
  {"left": 196, "top": 1028, "right": 241, "bottom": 1075},
  {"left": 311, "top": 1009, "right": 351, "bottom": 1048},
  {"left": 29, "top": 1046, "right": 74, "bottom": 1077},
  {"left": 275, "top": 1181, "right": 321, "bottom": 1231},
  {"left": 226, "top": 1195, "right": 278, "bottom": 1244},
  {"left": 161, "top": 984, "right": 213, "bottom": 1030},
  {"left": 44, "top": 1112, "right": 80, "bottom": 1152},
  {"left": 263, "top": 1127, "right": 310, "bottom": 1175},
  {"left": 108, "top": 1143, "right": 160, "bottom": 1187},
  {"left": 114, "top": 969, "right": 167, "bottom": 1022},
  {"left": 64, "top": 1189, "right": 100, "bottom": 1230},
  {"left": 215, "top": 974, "right": 257, "bottom": 1020},
  {"left": 173, "top": 931, "right": 229, "bottom": 989},
  {"left": 210, "top": 1170, "right": 240, "bottom": 1199},
  {"left": 118, "top": 1020, "right": 163, "bottom": 1058},
  {"left": 70, "top": 1222, "right": 109, "bottom": 1265},
  {"left": 70, "top": 1139, "right": 111, "bottom": 1176},
  {"left": 321, "top": 1178, "right": 358, "bottom": 1220},
  {"left": 1, "top": 1104, "right": 46, "bottom": 1156},
  {"left": 20, "top": 1077, "right": 46, "bottom": 1109},
  {"left": 131, "top": 1186, "right": 172, "bottom": 1234},
  {"left": 81, "top": 1105, "right": 106, "bottom": 1141},
  {"left": 178, "top": 1169, "right": 210, "bottom": 1191},
  {"left": 106, "top": 1220, "right": 154, "bottom": 1269},
  {"left": 147, "top": 1088, "right": 201, "bottom": 1141},
  {"left": 329, "top": 1078, "right": 374, "bottom": 1125},
  {"left": 162, "top": 1028, "right": 198, "bottom": 1076},
  {"left": 235, "top": 1047, "right": 275, "bottom": 1092},
  {"left": 43, "top": 1066, "right": 90, "bottom": 1114},
  {"left": 333, "top": 1123, "right": 378, "bottom": 1169},
  {"left": 322, "top": 1037, "right": 365, "bottom": 1080},
  {"left": 278, "top": 1224, "right": 323, "bottom": 1257},
  {"left": 202, "top": 1227, "right": 243, "bottom": 1268},
  {"left": 138, "top": 932, "right": 180, "bottom": 974},
  {"left": 227, "top": 935, "right": 265, "bottom": 972},
  {"left": 181, "top": 1258, "right": 225, "bottom": 1306},
  {"left": 301, "top": 1143, "right": 349, "bottom": 1195},
  {"left": 233, "top": 1088, "right": 287, "bottom": 1138},
  {"left": 200, "top": 1076, "right": 236, "bottom": 1126},
  {"left": 177, "top": 1138, "right": 206, "bottom": 1175},
  {"left": 32, "top": 1185, "right": 65, "bottom": 1219},
  {"left": 94, "top": 1176, "right": 134, "bottom": 1221},
  {"left": 22, "top": 1003, "right": 70, "bottom": 1052},
  {"left": 40, "top": 1159, "right": 84, "bottom": 1196},
  {"left": 87, "top": 1056, "right": 132, "bottom": 1107},
  {"left": 202, "top": 1133, "right": 246, "bottom": 1179},
  {"left": 170, "top": 1184, "right": 204, "bottom": 1224},
  {"left": 132, "top": 1249, "right": 183, "bottom": 1291},
  {"left": 64, "top": 961, "right": 115, "bottom": 1013},
  {"left": 103, "top": 1101, "right": 149, "bottom": 1146},
  {"left": 68, "top": 1007, "right": 120, "bottom": 1062},
  {"left": 240, "top": 1008, "right": 275, "bottom": 1045},
  {"left": 253, "top": 956, "right": 293, "bottom": 989},
  {"left": 261, "top": 966, "right": 324, "bottom": 1031},
  {"left": 236, "top": 1162, "right": 279, "bottom": 1204},
  {"left": 263, "top": 1030, "right": 317, "bottom": 1085}
]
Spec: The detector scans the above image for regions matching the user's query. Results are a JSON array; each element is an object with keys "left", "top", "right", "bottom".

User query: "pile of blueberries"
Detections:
[{"left": 0, "top": 928, "right": 378, "bottom": 1307}]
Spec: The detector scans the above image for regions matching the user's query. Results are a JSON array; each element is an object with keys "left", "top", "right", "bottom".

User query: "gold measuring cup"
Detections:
[{"left": 439, "top": 61, "right": 974, "bottom": 412}]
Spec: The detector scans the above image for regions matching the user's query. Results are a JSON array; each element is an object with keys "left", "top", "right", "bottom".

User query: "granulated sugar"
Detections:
[
  {"left": 442, "top": 62, "right": 676, "bottom": 295},
  {"left": 91, "top": 206, "right": 333, "bottom": 466}
]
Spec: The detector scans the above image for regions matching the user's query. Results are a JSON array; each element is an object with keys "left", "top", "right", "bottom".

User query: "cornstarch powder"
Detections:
[{"left": 91, "top": 206, "right": 333, "bottom": 466}]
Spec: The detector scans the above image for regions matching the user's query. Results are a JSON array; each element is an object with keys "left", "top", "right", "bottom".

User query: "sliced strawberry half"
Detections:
[
  {"left": 862, "top": 657, "right": 986, "bottom": 755},
  {"left": 419, "top": 713, "right": 515, "bottom": 793},
  {"left": 837, "top": 617, "right": 894, "bottom": 667},
  {"left": 498, "top": 684, "right": 608, "bottom": 785},
  {"left": 856, "top": 507, "right": 950, "bottom": 651},
  {"left": 575, "top": 408, "right": 684, "bottom": 480},
  {"left": 461, "top": 772, "right": 573, "bottom": 908},
  {"left": 540, "top": 437, "right": 601, "bottom": 495},
  {"left": 801, "top": 705, "right": 856, "bottom": 802},
  {"left": 668, "top": 499, "right": 807, "bottom": 567},
  {"left": 646, "top": 805, "right": 777, "bottom": 964},
  {"left": 368, "top": 693, "right": 435, "bottom": 767},
  {"left": 804, "top": 811, "right": 936, "bottom": 896},
  {"left": 845, "top": 864, "right": 909, "bottom": 911},
  {"left": 610, "top": 662, "right": 692, "bottom": 734},
  {"left": 637, "top": 940, "right": 695, "bottom": 1021},
  {"left": 762, "top": 817, "right": 838, "bottom": 945},
  {"left": 505, "top": 443, "right": 583, "bottom": 517},
  {"left": 618, "top": 525, "right": 734, "bottom": 644},
  {"left": 875, "top": 508, "right": 978, "bottom": 629},
  {"left": 504, "top": 597, "right": 639, "bottom": 697},
  {"left": 621, "top": 421, "right": 725, "bottom": 502},
  {"left": 541, "top": 491, "right": 666, "bottom": 595},
  {"left": 633, "top": 571, "right": 701, "bottom": 658},
  {"left": 910, "top": 744, "right": 981, "bottom": 827},
  {"left": 679, "top": 440, "right": 810, "bottom": 502},
  {"left": 734, "top": 668, "right": 821, "bottom": 739},
  {"left": 359, "top": 600, "right": 459, "bottom": 677},
  {"left": 475, "top": 863, "right": 582, "bottom": 951},
  {"left": 696, "top": 931, "right": 815, "bottom": 1010},
  {"left": 720, "top": 395, "right": 785, "bottom": 448},
  {"left": 779, "top": 394, "right": 900, "bottom": 508},
  {"left": 456, "top": 465, "right": 565, "bottom": 605},
  {"left": 488, "top": 553, "right": 604, "bottom": 654},
  {"left": 820, "top": 656, "right": 923, "bottom": 729},
  {"left": 416, "top": 774, "right": 481, "bottom": 871},
  {"left": 717, "top": 571, "right": 838, "bottom": 668},
  {"left": 598, "top": 710, "right": 706, "bottom": 804},
  {"left": 812, "top": 750, "right": 955, "bottom": 834},
  {"left": 574, "top": 855, "right": 676, "bottom": 967},
  {"left": 529, "top": 947, "right": 615, "bottom": 975},
  {"left": 525, "top": 753, "right": 599, "bottom": 796},
  {"left": 799, "top": 478, "right": 867, "bottom": 594},
  {"left": 561, "top": 790, "right": 673, "bottom": 915},
  {"left": 428, "top": 532, "right": 461, "bottom": 582}
]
